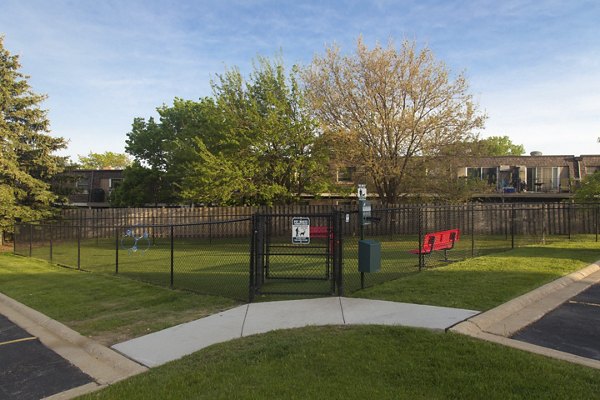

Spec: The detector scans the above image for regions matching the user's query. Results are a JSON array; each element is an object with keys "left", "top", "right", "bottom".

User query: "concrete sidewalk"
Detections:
[{"left": 112, "top": 297, "right": 479, "bottom": 367}]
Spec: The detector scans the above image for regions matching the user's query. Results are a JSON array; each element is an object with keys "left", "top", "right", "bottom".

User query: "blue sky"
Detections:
[{"left": 1, "top": 0, "right": 599, "bottom": 159}]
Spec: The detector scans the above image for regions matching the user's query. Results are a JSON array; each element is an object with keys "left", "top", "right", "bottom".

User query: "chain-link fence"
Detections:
[
  {"left": 339, "top": 203, "right": 600, "bottom": 293},
  {"left": 14, "top": 217, "right": 253, "bottom": 301},
  {"left": 13, "top": 203, "right": 600, "bottom": 301}
]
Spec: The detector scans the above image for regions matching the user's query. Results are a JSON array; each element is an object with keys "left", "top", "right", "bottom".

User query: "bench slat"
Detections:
[{"left": 409, "top": 228, "right": 460, "bottom": 255}]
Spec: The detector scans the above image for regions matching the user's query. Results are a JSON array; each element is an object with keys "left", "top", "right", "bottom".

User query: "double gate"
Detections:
[{"left": 250, "top": 212, "right": 344, "bottom": 300}]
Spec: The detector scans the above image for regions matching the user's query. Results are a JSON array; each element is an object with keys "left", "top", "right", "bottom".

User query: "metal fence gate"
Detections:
[{"left": 250, "top": 212, "right": 343, "bottom": 300}]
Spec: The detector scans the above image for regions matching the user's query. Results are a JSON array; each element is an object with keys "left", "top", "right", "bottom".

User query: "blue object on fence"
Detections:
[{"left": 121, "top": 226, "right": 151, "bottom": 254}]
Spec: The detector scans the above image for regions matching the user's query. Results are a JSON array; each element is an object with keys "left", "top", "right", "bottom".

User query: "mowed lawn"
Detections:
[
  {"left": 80, "top": 326, "right": 600, "bottom": 400},
  {"left": 355, "top": 240, "right": 600, "bottom": 310},
  {"left": 22, "top": 233, "right": 519, "bottom": 300},
  {"left": 2, "top": 240, "right": 600, "bottom": 399},
  {"left": 0, "top": 253, "right": 238, "bottom": 345}
]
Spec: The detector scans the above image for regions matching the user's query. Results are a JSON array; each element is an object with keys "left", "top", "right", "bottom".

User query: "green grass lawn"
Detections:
[
  {"left": 4, "top": 240, "right": 600, "bottom": 399},
  {"left": 0, "top": 253, "right": 238, "bottom": 345},
  {"left": 20, "top": 233, "right": 520, "bottom": 301},
  {"left": 354, "top": 240, "right": 600, "bottom": 310},
  {"left": 79, "top": 325, "right": 600, "bottom": 400}
]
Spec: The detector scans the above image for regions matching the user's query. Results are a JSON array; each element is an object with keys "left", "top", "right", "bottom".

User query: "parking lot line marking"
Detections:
[
  {"left": 0, "top": 336, "right": 38, "bottom": 346},
  {"left": 568, "top": 300, "right": 600, "bottom": 308}
]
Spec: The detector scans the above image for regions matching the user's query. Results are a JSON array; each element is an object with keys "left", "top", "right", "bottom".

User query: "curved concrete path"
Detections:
[{"left": 112, "top": 297, "right": 479, "bottom": 367}]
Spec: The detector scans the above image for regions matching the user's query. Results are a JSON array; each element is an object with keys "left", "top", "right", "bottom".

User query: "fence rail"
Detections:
[{"left": 14, "top": 203, "right": 600, "bottom": 302}]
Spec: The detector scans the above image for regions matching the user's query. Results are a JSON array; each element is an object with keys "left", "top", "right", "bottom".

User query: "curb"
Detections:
[
  {"left": 450, "top": 260, "right": 600, "bottom": 370},
  {"left": 0, "top": 293, "right": 148, "bottom": 397}
]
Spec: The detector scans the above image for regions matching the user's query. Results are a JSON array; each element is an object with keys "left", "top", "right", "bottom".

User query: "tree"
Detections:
[
  {"left": 110, "top": 162, "right": 169, "bottom": 206},
  {"left": 574, "top": 172, "right": 600, "bottom": 203},
  {"left": 77, "top": 151, "right": 131, "bottom": 169},
  {"left": 0, "top": 37, "right": 67, "bottom": 243},
  {"left": 303, "top": 38, "right": 486, "bottom": 204},
  {"left": 119, "top": 97, "right": 225, "bottom": 206},
  {"left": 477, "top": 135, "right": 525, "bottom": 156},
  {"left": 181, "top": 57, "right": 330, "bottom": 205}
]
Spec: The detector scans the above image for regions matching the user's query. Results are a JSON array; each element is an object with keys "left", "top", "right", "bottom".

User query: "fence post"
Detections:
[
  {"left": 470, "top": 204, "right": 475, "bottom": 258},
  {"left": 594, "top": 204, "right": 600, "bottom": 242},
  {"left": 334, "top": 211, "right": 344, "bottom": 297},
  {"left": 29, "top": 223, "right": 32, "bottom": 257},
  {"left": 115, "top": 227, "right": 119, "bottom": 274},
  {"left": 568, "top": 202, "right": 572, "bottom": 240},
  {"left": 511, "top": 203, "right": 515, "bottom": 249},
  {"left": 170, "top": 225, "right": 174, "bottom": 288},
  {"left": 77, "top": 224, "right": 81, "bottom": 270},
  {"left": 541, "top": 203, "right": 547, "bottom": 244},
  {"left": 249, "top": 214, "right": 256, "bottom": 302},
  {"left": 418, "top": 206, "right": 424, "bottom": 271},
  {"left": 49, "top": 223, "right": 53, "bottom": 264}
]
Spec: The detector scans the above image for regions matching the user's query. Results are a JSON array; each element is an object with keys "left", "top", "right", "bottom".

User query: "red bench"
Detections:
[
  {"left": 310, "top": 226, "right": 334, "bottom": 252},
  {"left": 409, "top": 228, "right": 460, "bottom": 264}
]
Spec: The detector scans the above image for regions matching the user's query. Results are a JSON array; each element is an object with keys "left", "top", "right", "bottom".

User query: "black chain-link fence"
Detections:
[
  {"left": 14, "top": 203, "right": 600, "bottom": 301},
  {"left": 339, "top": 203, "right": 600, "bottom": 293},
  {"left": 14, "top": 217, "right": 253, "bottom": 301}
]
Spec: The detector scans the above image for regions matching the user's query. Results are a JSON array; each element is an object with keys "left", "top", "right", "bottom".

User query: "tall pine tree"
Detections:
[{"left": 0, "top": 37, "right": 67, "bottom": 244}]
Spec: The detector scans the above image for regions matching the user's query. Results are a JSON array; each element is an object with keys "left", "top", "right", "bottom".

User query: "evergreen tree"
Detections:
[{"left": 0, "top": 37, "right": 67, "bottom": 243}]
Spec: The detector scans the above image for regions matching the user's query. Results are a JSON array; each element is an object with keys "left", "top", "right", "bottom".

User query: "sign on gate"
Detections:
[{"left": 292, "top": 217, "right": 310, "bottom": 244}]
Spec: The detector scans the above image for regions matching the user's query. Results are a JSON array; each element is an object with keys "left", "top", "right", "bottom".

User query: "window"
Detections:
[
  {"left": 466, "top": 167, "right": 497, "bottom": 185},
  {"left": 109, "top": 178, "right": 123, "bottom": 189},
  {"left": 337, "top": 167, "right": 355, "bottom": 182},
  {"left": 76, "top": 177, "right": 89, "bottom": 194},
  {"left": 586, "top": 166, "right": 600, "bottom": 175},
  {"left": 530, "top": 167, "right": 561, "bottom": 191}
]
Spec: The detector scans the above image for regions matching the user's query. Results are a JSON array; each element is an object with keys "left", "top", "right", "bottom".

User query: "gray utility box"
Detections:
[{"left": 358, "top": 240, "right": 381, "bottom": 273}]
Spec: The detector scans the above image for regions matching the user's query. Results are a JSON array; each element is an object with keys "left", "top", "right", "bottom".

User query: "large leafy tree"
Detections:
[
  {"left": 477, "top": 135, "right": 525, "bottom": 156},
  {"left": 181, "top": 57, "right": 330, "bottom": 205},
  {"left": 77, "top": 151, "right": 131, "bottom": 169},
  {"left": 116, "top": 97, "right": 224, "bottom": 206},
  {"left": 303, "top": 38, "right": 486, "bottom": 204},
  {"left": 0, "top": 37, "right": 67, "bottom": 242}
]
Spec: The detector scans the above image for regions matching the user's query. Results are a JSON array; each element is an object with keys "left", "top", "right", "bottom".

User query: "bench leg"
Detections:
[{"left": 440, "top": 249, "right": 457, "bottom": 263}]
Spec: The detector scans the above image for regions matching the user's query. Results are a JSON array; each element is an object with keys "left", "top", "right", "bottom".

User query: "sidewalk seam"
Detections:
[
  {"left": 338, "top": 297, "right": 346, "bottom": 324},
  {"left": 240, "top": 304, "right": 250, "bottom": 337}
]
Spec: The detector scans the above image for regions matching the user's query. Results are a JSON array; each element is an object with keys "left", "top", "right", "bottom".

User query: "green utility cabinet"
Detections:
[{"left": 358, "top": 240, "right": 381, "bottom": 273}]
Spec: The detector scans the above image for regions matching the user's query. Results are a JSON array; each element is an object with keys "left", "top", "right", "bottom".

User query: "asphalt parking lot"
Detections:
[
  {"left": 0, "top": 314, "right": 93, "bottom": 400},
  {"left": 512, "top": 284, "right": 600, "bottom": 361}
]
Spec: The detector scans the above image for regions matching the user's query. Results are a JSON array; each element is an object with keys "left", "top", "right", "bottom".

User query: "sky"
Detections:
[{"left": 1, "top": 0, "right": 599, "bottom": 160}]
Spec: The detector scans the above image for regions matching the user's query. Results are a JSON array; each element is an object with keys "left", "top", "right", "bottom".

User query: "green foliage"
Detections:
[
  {"left": 181, "top": 57, "right": 330, "bottom": 205},
  {"left": 77, "top": 151, "right": 131, "bottom": 169},
  {"left": 119, "top": 97, "right": 224, "bottom": 205},
  {"left": 574, "top": 171, "right": 600, "bottom": 202},
  {"left": 110, "top": 161, "right": 175, "bottom": 206},
  {"left": 477, "top": 135, "right": 525, "bottom": 156},
  {"left": 121, "top": 57, "right": 330, "bottom": 207},
  {"left": 0, "top": 37, "right": 67, "bottom": 233},
  {"left": 303, "top": 38, "right": 486, "bottom": 204}
]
